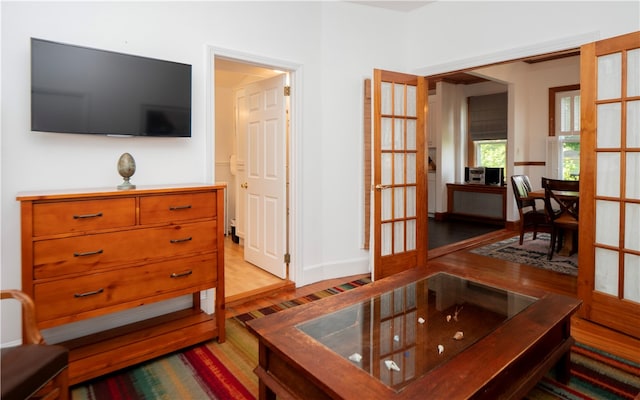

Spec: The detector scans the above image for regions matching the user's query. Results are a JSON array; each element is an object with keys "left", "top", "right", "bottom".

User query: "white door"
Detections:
[{"left": 243, "top": 74, "right": 288, "bottom": 278}]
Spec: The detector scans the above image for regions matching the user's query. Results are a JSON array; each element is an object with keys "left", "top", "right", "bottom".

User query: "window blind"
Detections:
[{"left": 469, "top": 92, "right": 508, "bottom": 141}]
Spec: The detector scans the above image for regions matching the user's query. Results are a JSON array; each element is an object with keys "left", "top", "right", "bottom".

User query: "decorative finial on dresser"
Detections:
[{"left": 117, "top": 152, "right": 136, "bottom": 190}]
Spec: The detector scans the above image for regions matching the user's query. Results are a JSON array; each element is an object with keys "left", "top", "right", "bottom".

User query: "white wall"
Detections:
[
  {"left": 408, "top": 1, "right": 639, "bottom": 75},
  {"left": 214, "top": 84, "right": 236, "bottom": 232},
  {"left": 0, "top": 1, "right": 407, "bottom": 344},
  {"left": 1, "top": 1, "right": 638, "bottom": 345}
]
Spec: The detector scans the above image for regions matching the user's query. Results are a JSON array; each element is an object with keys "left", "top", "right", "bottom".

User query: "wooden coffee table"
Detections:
[{"left": 247, "top": 265, "right": 581, "bottom": 400}]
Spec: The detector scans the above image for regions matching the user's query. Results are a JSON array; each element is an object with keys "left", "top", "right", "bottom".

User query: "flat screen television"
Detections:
[{"left": 31, "top": 38, "right": 192, "bottom": 137}]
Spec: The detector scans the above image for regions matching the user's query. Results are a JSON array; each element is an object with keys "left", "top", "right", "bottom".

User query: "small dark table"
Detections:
[{"left": 247, "top": 266, "right": 581, "bottom": 400}]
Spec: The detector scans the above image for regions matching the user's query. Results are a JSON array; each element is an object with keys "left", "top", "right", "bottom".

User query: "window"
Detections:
[
  {"left": 475, "top": 139, "right": 506, "bottom": 169},
  {"left": 548, "top": 85, "right": 580, "bottom": 180},
  {"left": 468, "top": 92, "right": 508, "bottom": 168},
  {"left": 559, "top": 136, "right": 580, "bottom": 180},
  {"left": 556, "top": 89, "right": 580, "bottom": 135}
]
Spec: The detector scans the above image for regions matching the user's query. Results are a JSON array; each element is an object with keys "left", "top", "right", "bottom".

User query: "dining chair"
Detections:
[
  {"left": 1, "top": 290, "right": 69, "bottom": 400},
  {"left": 510, "top": 175, "right": 550, "bottom": 245},
  {"left": 541, "top": 178, "right": 580, "bottom": 260}
]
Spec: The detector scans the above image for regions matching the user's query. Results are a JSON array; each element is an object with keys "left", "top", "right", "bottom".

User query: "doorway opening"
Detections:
[{"left": 211, "top": 53, "right": 297, "bottom": 304}]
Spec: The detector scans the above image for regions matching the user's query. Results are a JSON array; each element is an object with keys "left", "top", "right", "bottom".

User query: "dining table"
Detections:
[
  {"left": 528, "top": 189, "right": 579, "bottom": 257},
  {"left": 528, "top": 189, "right": 580, "bottom": 201}
]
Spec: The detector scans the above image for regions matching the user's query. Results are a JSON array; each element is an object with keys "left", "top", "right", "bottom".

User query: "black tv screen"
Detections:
[{"left": 31, "top": 38, "right": 192, "bottom": 137}]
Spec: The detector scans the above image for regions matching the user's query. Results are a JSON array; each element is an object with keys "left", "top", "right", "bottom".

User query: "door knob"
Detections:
[
  {"left": 241, "top": 182, "right": 248, "bottom": 189},
  {"left": 374, "top": 184, "right": 392, "bottom": 191}
]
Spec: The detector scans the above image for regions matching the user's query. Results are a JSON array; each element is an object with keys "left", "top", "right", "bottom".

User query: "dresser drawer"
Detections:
[
  {"left": 33, "top": 220, "right": 217, "bottom": 279},
  {"left": 140, "top": 192, "right": 216, "bottom": 224},
  {"left": 33, "top": 198, "right": 136, "bottom": 236},
  {"left": 34, "top": 255, "right": 217, "bottom": 324}
]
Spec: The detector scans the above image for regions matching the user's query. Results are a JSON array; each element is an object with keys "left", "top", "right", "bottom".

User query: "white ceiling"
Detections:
[{"left": 348, "top": 1, "right": 434, "bottom": 12}]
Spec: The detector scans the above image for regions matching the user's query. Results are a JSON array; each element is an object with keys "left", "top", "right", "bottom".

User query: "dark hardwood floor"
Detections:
[
  {"left": 428, "top": 218, "right": 501, "bottom": 249},
  {"left": 225, "top": 220, "right": 640, "bottom": 365}
]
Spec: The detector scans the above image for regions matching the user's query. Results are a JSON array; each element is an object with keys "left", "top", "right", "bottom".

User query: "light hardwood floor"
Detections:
[
  {"left": 224, "top": 231, "right": 640, "bottom": 365},
  {"left": 224, "top": 236, "right": 293, "bottom": 306}
]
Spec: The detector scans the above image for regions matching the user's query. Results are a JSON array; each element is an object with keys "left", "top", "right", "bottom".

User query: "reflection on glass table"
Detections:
[{"left": 297, "top": 272, "right": 537, "bottom": 392}]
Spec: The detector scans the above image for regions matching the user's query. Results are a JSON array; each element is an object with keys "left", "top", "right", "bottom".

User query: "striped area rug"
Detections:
[
  {"left": 72, "top": 277, "right": 640, "bottom": 400},
  {"left": 71, "top": 336, "right": 255, "bottom": 400},
  {"left": 71, "top": 279, "right": 370, "bottom": 400},
  {"left": 526, "top": 342, "right": 640, "bottom": 399},
  {"left": 232, "top": 277, "right": 372, "bottom": 326}
]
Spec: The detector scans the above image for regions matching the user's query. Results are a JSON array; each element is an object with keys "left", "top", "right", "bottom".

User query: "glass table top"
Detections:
[{"left": 297, "top": 272, "right": 538, "bottom": 392}]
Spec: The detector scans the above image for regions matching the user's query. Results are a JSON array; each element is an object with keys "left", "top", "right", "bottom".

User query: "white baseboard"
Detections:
[{"left": 298, "top": 256, "right": 370, "bottom": 287}]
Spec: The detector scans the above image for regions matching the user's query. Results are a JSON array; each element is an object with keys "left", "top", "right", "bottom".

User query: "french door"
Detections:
[
  {"left": 578, "top": 31, "right": 640, "bottom": 338},
  {"left": 372, "top": 69, "right": 428, "bottom": 280}
]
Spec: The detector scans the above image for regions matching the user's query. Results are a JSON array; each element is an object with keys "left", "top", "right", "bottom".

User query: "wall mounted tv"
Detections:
[{"left": 31, "top": 38, "right": 192, "bottom": 137}]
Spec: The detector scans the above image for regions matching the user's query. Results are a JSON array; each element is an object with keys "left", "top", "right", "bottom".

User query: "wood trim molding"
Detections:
[
  {"left": 466, "top": 97, "right": 474, "bottom": 167},
  {"left": 416, "top": 31, "right": 595, "bottom": 76},
  {"left": 363, "top": 79, "right": 371, "bottom": 250},
  {"left": 514, "top": 161, "right": 546, "bottom": 166}
]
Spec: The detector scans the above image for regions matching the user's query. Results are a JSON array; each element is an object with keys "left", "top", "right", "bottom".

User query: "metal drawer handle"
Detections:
[
  {"left": 169, "top": 205, "right": 192, "bottom": 211},
  {"left": 170, "top": 270, "right": 193, "bottom": 278},
  {"left": 170, "top": 237, "right": 193, "bottom": 244},
  {"left": 74, "top": 288, "right": 104, "bottom": 298},
  {"left": 73, "top": 249, "right": 104, "bottom": 257},
  {"left": 73, "top": 212, "right": 103, "bottom": 219}
]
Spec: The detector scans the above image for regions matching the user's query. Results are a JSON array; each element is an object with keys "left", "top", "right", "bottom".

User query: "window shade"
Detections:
[{"left": 469, "top": 92, "right": 508, "bottom": 141}]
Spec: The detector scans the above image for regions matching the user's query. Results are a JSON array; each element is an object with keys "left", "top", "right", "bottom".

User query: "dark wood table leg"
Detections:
[
  {"left": 259, "top": 379, "right": 276, "bottom": 400},
  {"left": 556, "top": 347, "right": 572, "bottom": 384}
]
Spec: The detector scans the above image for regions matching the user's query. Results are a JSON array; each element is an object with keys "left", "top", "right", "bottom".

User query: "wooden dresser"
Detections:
[{"left": 17, "top": 184, "right": 225, "bottom": 385}]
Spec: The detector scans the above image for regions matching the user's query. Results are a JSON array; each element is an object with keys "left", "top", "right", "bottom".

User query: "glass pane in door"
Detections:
[
  {"left": 624, "top": 254, "right": 640, "bottom": 302},
  {"left": 595, "top": 200, "right": 620, "bottom": 247},
  {"left": 627, "top": 48, "right": 640, "bottom": 97},
  {"left": 382, "top": 83, "right": 392, "bottom": 114},
  {"left": 394, "top": 221, "right": 405, "bottom": 253},
  {"left": 382, "top": 118, "right": 393, "bottom": 150},
  {"left": 394, "top": 153, "right": 405, "bottom": 184},
  {"left": 382, "top": 223, "right": 392, "bottom": 256},
  {"left": 626, "top": 152, "right": 640, "bottom": 199},
  {"left": 406, "top": 219, "right": 416, "bottom": 251},
  {"left": 627, "top": 101, "right": 640, "bottom": 147},
  {"left": 394, "top": 85, "right": 405, "bottom": 115},
  {"left": 406, "top": 186, "right": 416, "bottom": 218},
  {"left": 394, "top": 119, "right": 404, "bottom": 149},
  {"left": 406, "top": 86, "right": 416, "bottom": 117},
  {"left": 394, "top": 187, "right": 404, "bottom": 218},
  {"left": 406, "top": 120, "right": 416, "bottom": 150},
  {"left": 595, "top": 248, "right": 619, "bottom": 296},
  {"left": 597, "top": 53, "right": 621, "bottom": 100},
  {"left": 596, "top": 103, "right": 621, "bottom": 148},
  {"left": 596, "top": 153, "right": 620, "bottom": 197},
  {"left": 625, "top": 203, "right": 640, "bottom": 251}
]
